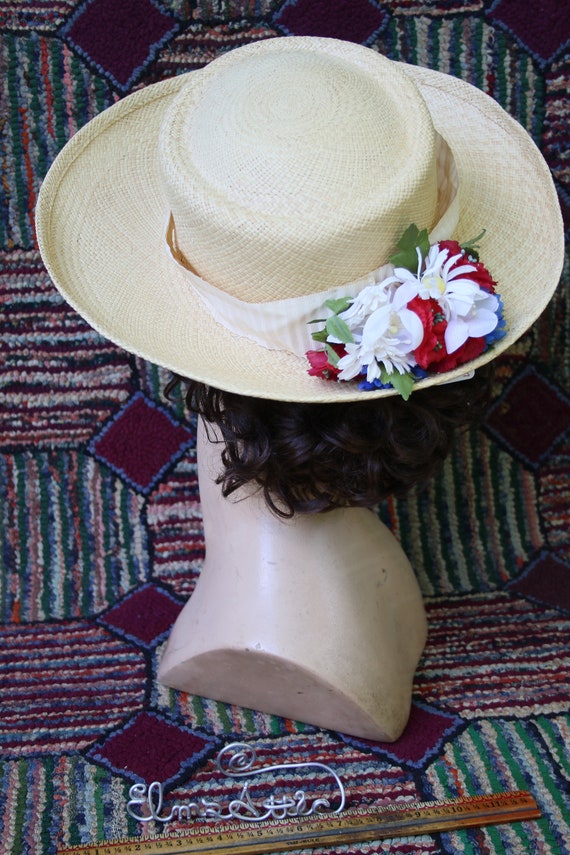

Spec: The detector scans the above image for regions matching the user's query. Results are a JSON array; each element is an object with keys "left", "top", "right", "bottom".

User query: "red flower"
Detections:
[
  {"left": 438, "top": 240, "right": 497, "bottom": 293},
  {"left": 306, "top": 344, "right": 345, "bottom": 380},
  {"left": 409, "top": 288, "right": 489, "bottom": 373},
  {"left": 465, "top": 260, "right": 497, "bottom": 293},
  {"left": 437, "top": 239, "right": 463, "bottom": 258},
  {"left": 409, "top": 296, "right": 449, "bottom": 369},
  {"left": 432, "top": 335, "right": 487, "bottom": 373},
  {"left": 438, "top": 240, "right": 465, "bottom": 258}
]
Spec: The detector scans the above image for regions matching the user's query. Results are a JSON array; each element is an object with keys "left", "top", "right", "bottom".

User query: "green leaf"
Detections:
[
  {"left": 460, "top": 229, "right": 486, "bottom": 251},
  {"left": 325, "top": 343, "right": 340, "bottom": 366},
  {"left": 324, "top": 297, "right": 353, "bottom": 315},
  {"left": 389, "top": 223, "right": 430, "bottom": 272},
  {"left": 460, "top": 228, "right": 486, "bottom": 261},
  {"left": 416, "top": 228, "right": 430, "bottom": 258},
  {"left": 389, "top": 247, "right": 420, "bottom": 272},
  {"left": 311, "top": 329, "right": 329, "bottom": 343},
  {"left": 380, "top": 368, "right": 416, "bottom": 401},
  {"left": 399, "top": 224, "right": 429, "bottom": 254},
  {"left": 326, "top": 315, "right": 354, "bottom": 344},
  {"left": 397, "top": 223, "right": 421, "bottom": 249}
]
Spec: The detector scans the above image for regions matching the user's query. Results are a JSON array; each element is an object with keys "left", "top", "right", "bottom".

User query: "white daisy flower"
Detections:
[
  {"left": 305, "top": 224, "right": 505, "bottom": 399},
  {"left": 391, "top": 245, "right": 499, "bottom": 353},
  {"left": 336, "top": 302, "right": 423, "bottom": 382},
  {"left": 336, "top": 280, "right": 397, "bottom": 329}
]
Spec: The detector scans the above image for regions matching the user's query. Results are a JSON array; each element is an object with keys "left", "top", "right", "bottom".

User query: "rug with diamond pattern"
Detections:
[{"left": 1, "top": 1, "right": 569, "bottom": 853}]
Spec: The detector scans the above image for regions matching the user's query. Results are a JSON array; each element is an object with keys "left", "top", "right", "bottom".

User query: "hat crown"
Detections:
[{"left": 160, "top": 38, "right": 441, "bottom": 302}]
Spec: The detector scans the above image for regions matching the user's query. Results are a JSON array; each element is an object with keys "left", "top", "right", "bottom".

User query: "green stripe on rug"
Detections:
[
  {"left": 374, "top": 14, "right": 543, "bottom": 139},
  {"left": 0, "top": 451, "right": 148, "bottom": 620},
  {"left": 388, "top": 430, "right": 541, "bottom": 596},
  {"left": 424, "top": 717, "right": 569, "bottom": 853}
]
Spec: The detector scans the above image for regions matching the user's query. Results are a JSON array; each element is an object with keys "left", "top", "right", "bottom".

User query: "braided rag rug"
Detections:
[{"left": 1, "top": 1, "right": 570, "bottom": 853}]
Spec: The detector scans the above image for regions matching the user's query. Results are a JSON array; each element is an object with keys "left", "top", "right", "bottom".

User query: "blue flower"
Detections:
[{"left": 485, "top": 295, "right": 506, "bottom": 346}]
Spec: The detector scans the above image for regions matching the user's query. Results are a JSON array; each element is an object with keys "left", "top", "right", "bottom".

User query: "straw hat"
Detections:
[{"left": 36, "top": 36, "right": 564, "bottom": 402}]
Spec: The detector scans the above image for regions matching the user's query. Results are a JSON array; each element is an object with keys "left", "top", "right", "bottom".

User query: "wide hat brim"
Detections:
[{"left": 36, "top": 43, "right": 565, "bottom": 402}]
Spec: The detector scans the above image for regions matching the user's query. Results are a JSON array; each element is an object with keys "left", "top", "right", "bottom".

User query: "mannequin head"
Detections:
[{"left": 166, "top": 369, "right": 492, "bottom": 518}]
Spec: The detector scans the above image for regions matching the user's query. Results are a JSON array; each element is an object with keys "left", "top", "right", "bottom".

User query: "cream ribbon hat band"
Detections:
[
  {"left": 165, "top": 133, "right": 459, "bottom": 360},
  {"left": 36, "top": 37, "right": 564, "bottom": 401}
]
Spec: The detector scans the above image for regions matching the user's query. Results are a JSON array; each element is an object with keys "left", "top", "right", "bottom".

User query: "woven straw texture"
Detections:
[
  {"left": 34, "top": 34, "right": 564, "bottom": 400},
  {"left": 1, "top": 2, "right": 570, "bottom": 854}
]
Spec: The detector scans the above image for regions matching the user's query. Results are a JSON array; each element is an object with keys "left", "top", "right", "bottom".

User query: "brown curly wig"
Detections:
[{"left": 165, "top": 370, "right": 493, "bottom": 518}]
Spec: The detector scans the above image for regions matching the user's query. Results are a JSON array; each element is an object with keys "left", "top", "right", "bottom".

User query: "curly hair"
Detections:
[{"left": 165, "top": 371, "right": 493, "bottom": 518}]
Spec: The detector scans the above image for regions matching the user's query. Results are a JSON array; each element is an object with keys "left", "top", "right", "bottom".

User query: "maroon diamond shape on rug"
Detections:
[
  {"left": 485, "top": 368, "right": 570, "bottom": 468},
  {"left": 100, "top": 584, "right": 183, "bottom": 647},
  {"left": 90, "top": 393, "right": 194, "bottom": 494},
  {"left": 340, "top": 702, "right": 462, "bottom": 769},
  {"left": 274, "top": 0, "right": 388, "bottom": 44},
  {"left": 488, "top": 0, "right": 570, "bottom": 65},
  {"left": 507, "top": 552, "right": 570, "bottom": 614},
  {"left": 89, "top": 711, "right": 219, "bottom": 785},
  {"left": 60, "top": 0, "right": 179, "bottom": 92}
]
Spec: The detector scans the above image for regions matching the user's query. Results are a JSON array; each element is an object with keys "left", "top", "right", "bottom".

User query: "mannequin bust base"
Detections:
[{"left": 158, "top": 419, "right": 427, "bottom": 742}]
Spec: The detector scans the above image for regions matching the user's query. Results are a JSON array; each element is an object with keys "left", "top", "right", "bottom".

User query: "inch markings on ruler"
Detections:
[{"left": 58, "top": 790, "right": 541, "bottom": 855}]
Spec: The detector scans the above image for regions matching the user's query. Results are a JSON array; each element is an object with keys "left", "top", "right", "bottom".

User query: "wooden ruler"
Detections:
[{"left": 58, "top": 790, "right": 540, "bottom": 855}]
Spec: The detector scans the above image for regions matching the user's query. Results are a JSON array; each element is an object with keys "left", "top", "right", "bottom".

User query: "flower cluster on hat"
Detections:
[{"left": 306, "top": 224, "right": 506, "bottom": 399}]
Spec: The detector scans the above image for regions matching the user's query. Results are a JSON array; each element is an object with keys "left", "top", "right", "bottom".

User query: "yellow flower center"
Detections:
[{"left": 425, "top": 274, "right": 446, "bottom": 295}]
